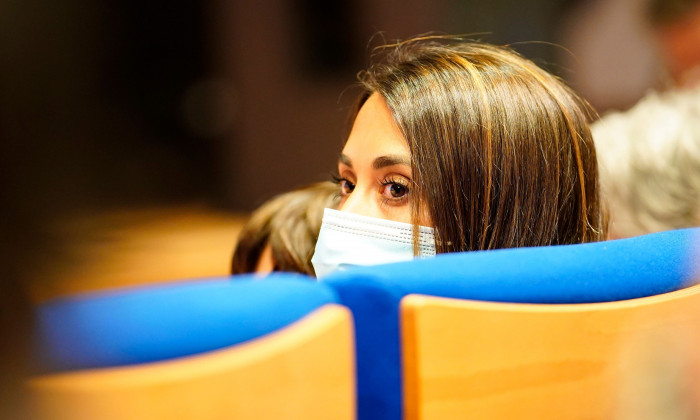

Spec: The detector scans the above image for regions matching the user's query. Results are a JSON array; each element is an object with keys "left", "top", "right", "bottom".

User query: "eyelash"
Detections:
[
  {"left": 330, "top": 173, "right": 343, "bottom": 184},
  {"left": 330, "top": 173, "right": 354, "bottom": 196},
  {"left": 330, "top": 172, "right": 410, "bottom": 206},
  {"left": 380, "top": 175, "right": 407, "bottom": 188},
  {"left": 380, "top": 175, "right": 410, "bottom": 206}
]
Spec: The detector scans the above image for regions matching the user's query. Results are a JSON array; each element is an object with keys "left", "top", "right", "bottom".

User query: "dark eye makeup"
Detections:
[
  {"left": 331, "top": 172, "right": 411, "bottom": 206},
  {"left": 331, "top": 173, "right": 355, "bottom": 196},
  {"left": 380, "top": 175, "right": 410, "bottom": 205}
]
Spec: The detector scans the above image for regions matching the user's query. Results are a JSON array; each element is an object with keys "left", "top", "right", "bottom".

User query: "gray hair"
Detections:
[{"left": 592, "top": 86, "right": 700, "bottom": 238}]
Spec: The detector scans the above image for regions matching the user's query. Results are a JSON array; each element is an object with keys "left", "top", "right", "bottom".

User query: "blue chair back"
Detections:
[
  {"left": 323, "top": 228, "right": 700, "bottom": 420},
  {"left": 36, "top": 273, "right": 335, "bottom": 372}
]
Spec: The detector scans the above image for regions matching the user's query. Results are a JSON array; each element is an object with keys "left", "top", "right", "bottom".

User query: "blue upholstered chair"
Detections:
[
  {"left": 31, "top": 274, "right": 356, "bottom": 420},
  {"left": 323, "top": 228, "right": 700, "bottom": 420},
  {"left": 32, "top": 228, "right": 700, "bottom": 420},
  {"left": 35, "top": 274, "right": 336, "bottom": 371}
]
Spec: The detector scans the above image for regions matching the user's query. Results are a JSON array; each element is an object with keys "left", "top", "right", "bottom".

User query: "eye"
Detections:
[
  {"left": 339, "top": 179, "right": 355, "bottom": 196},
  {"left": 380, "top": 177, "right": 410, "bottom": 201},
  {"left": 386, "top": 183, "right": 407, "bottom": 198},
  {"left": 331, "top": 173, "right": 355, "bottom": 197}
]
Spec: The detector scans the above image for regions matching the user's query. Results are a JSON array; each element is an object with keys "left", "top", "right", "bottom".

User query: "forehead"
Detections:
[{"left": 342, "top": 93, "right": 410, "bottom": 161}]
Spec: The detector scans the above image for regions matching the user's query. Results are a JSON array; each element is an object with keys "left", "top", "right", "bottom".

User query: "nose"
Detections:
[{"left": 338, "top": 187, "right": 382, "bottom": 219}]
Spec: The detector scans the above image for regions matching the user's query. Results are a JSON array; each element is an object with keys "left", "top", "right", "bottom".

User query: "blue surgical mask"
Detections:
[{"left": 311, "top": 208, "right": 436, "bottom": 279}]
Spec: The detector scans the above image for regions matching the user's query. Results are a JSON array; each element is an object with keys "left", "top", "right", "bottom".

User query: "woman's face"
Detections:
[{"left": 336, "top": 93, "right": 430, "bottom": 226}]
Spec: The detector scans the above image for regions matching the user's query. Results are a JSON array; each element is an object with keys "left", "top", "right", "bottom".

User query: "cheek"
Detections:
[
  {"left": 254, "top": 245, "right": 275, "bottom": 274},
  {"left": 384, "top": 205, "right": 414, "bottom": 225},
  {"left": 337, "top": 195, "right": 348, "bottom": 210}
]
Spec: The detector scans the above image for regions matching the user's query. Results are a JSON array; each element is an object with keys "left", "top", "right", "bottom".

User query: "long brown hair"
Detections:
[{"left": 353, "top": 38, "right": 606, "bottom": 253}]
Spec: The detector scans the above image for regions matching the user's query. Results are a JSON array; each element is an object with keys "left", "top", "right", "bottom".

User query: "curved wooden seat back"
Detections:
[
  {"left": 28, "top": 304, "right": 355, "bottom": 420},
  {"left": 325, "top": 228, "right": 700, "bottom": 420},
  {"left": 401, "top": 284, "right": 700, "bottom": 420}
]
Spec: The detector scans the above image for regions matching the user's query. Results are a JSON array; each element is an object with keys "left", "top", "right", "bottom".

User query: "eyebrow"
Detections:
[
  {"left": 338, "top": 153, "right": 411, "bottom": 169},
  {"left": 372, "top": 155, "right": 411, "bottom": 169},
  {"left": 339, "top": 153, "right": 352, "bottom": 167}
]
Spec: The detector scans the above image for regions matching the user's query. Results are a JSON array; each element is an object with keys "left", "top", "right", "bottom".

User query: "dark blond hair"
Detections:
[
  {"left": 353, "top": 38, "right": 606, "bottom": 253},
  {"left": 231, "top": 182, "right": 339, "bottom": 276}
]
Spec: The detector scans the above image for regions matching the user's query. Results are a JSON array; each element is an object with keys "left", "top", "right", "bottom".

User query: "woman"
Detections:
[{"left": 312, "top": 38, "right": 607, "bottom": 278}]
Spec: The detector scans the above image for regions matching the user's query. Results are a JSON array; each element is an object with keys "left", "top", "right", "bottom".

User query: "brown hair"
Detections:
[
  {"left": 353, "top": 38, "right": 606, "bottom": 253},
  {"left": 231, "top": 181, "right": 339, "bottom": 276}
]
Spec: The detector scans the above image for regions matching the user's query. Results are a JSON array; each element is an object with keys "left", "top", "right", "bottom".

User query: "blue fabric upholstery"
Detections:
[
  {"left": 323, "top": 228, "right": 700, "bottom": 420},
  {"left": 36, "top": 273, "right": 334, "bottom": 372}
]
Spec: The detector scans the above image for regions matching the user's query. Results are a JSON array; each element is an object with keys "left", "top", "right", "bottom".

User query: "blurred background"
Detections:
[{"left": 1, "top": 0, "right": 692, "bottom": 417}]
